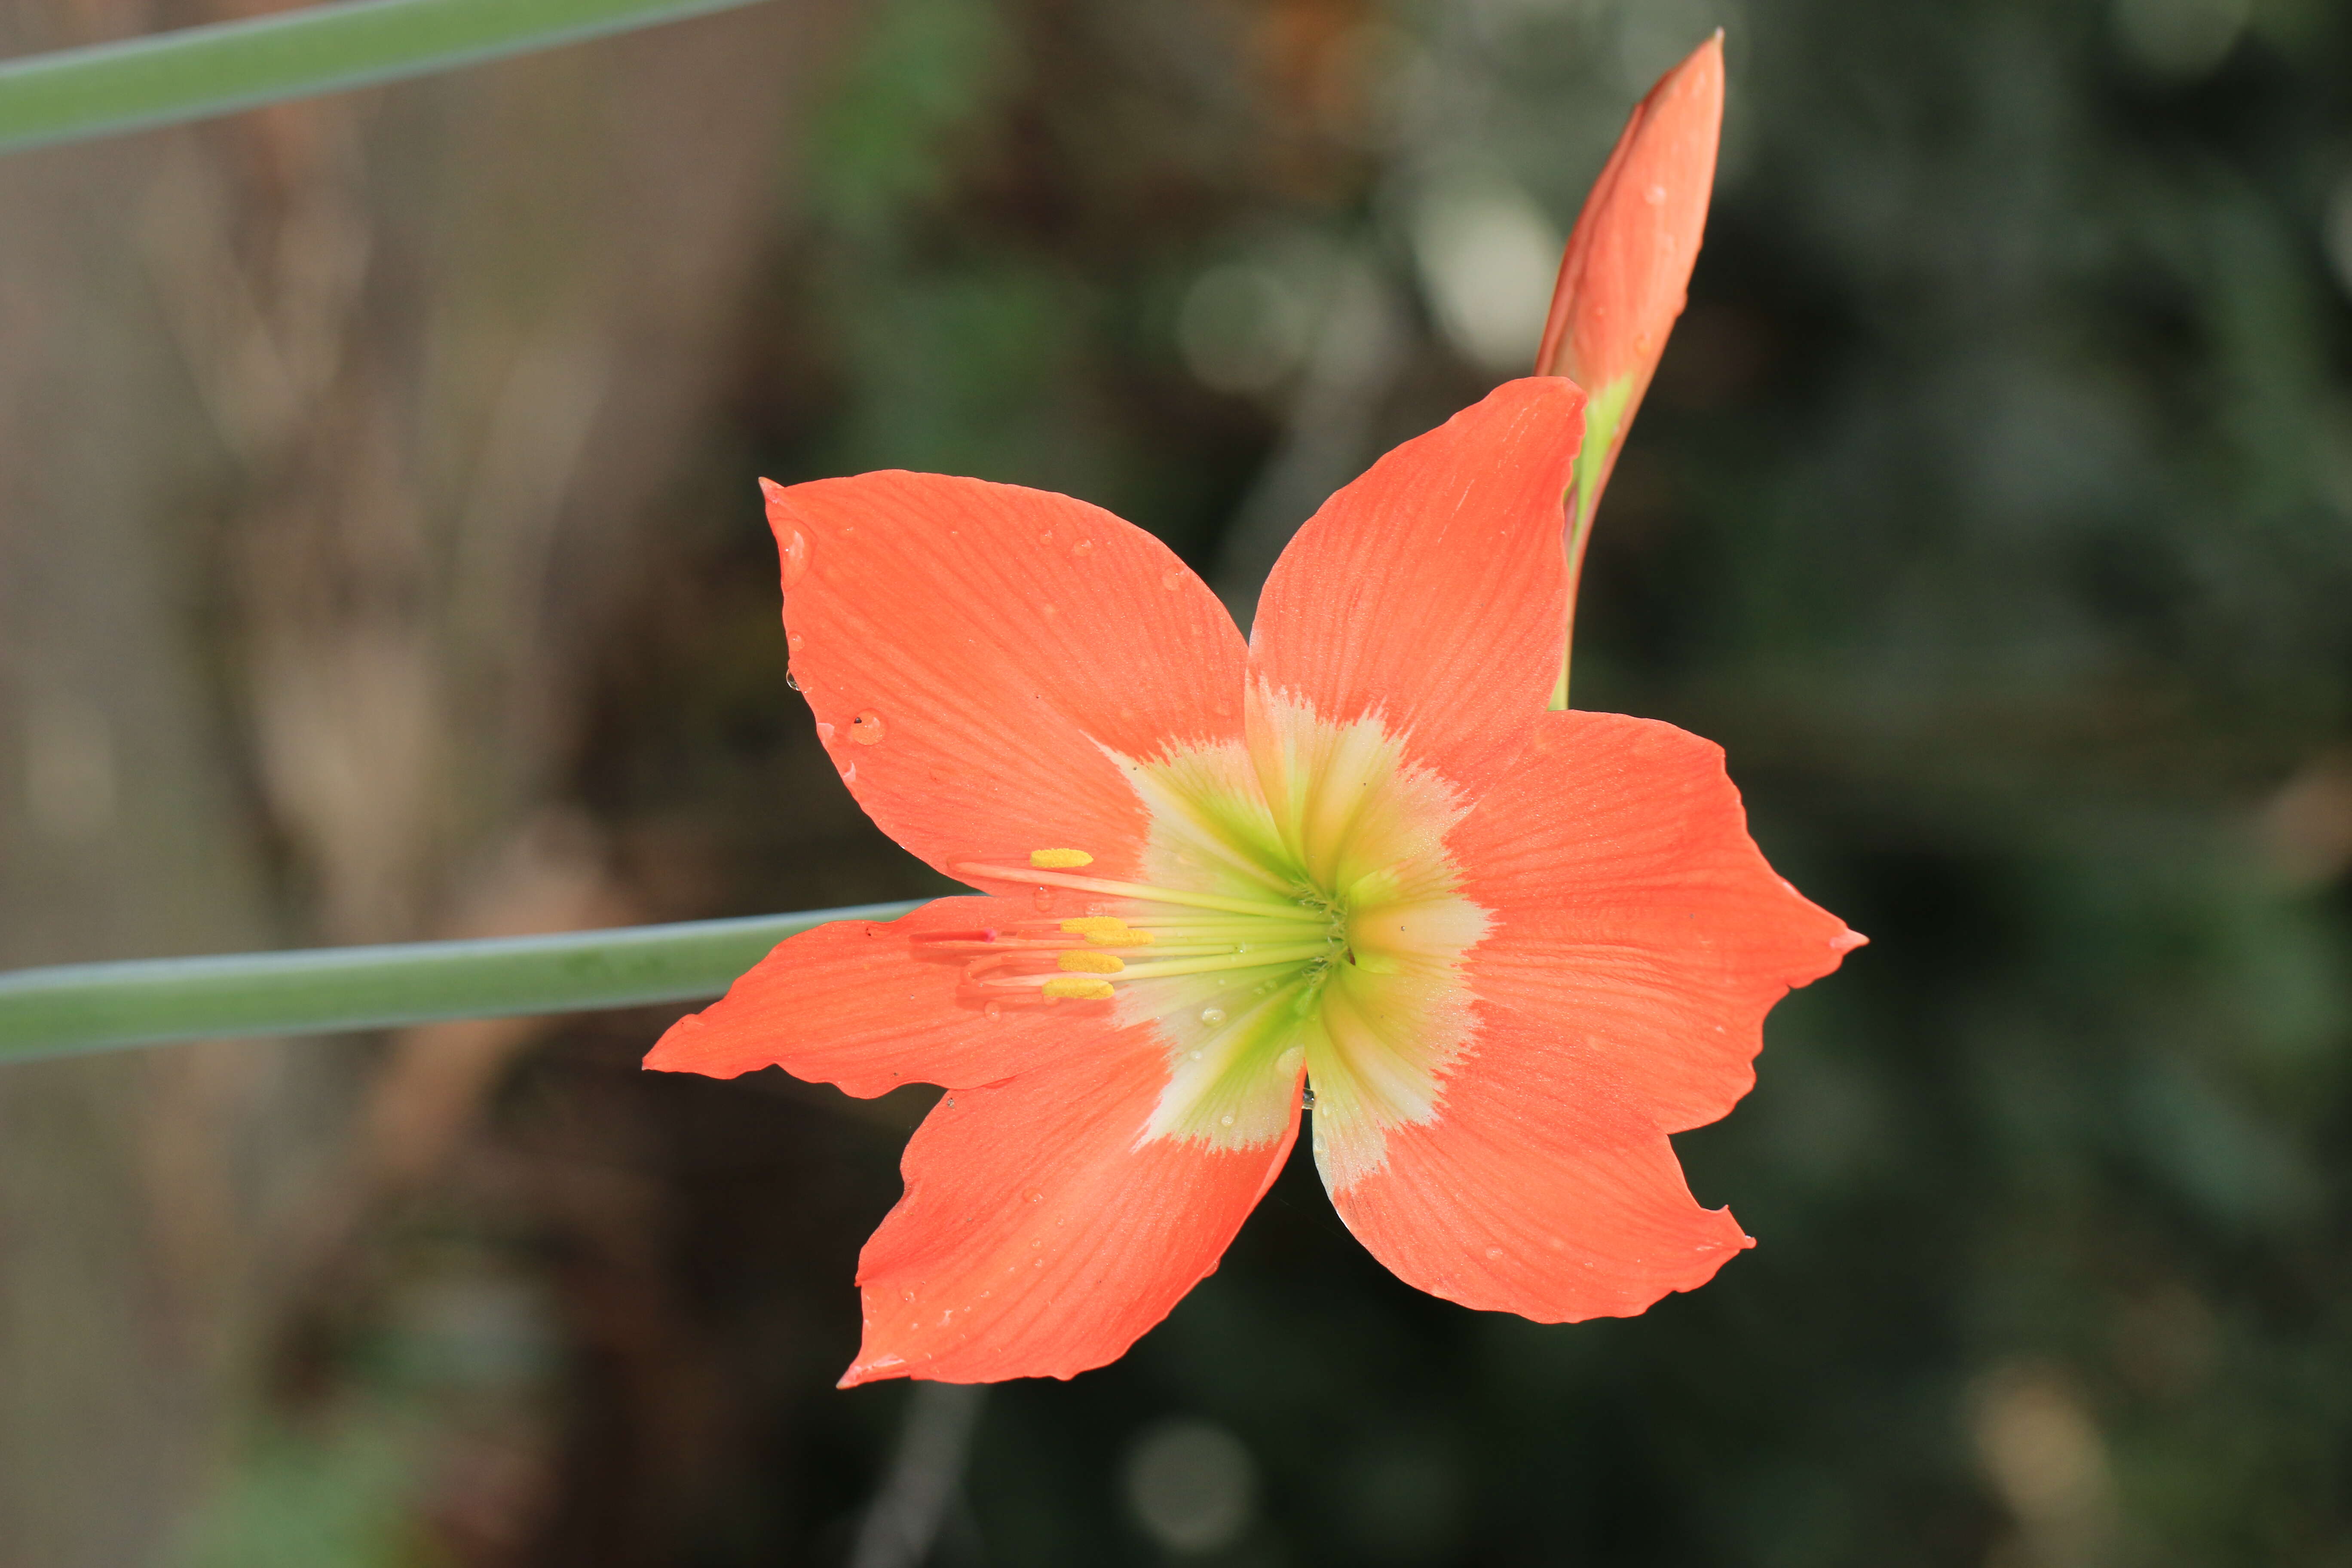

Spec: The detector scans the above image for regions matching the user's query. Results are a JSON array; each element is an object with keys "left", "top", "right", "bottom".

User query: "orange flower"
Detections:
[
  {"left": 645, "top": 377, "right": 1860, "bottom": 1385},
  {"left": 1538, "top": 33, "right": 1724, "bottom": 703}
]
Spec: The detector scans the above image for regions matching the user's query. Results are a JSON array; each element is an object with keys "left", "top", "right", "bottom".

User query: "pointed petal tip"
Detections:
[
  {"left": 757, "top": 475, "right": 786, "bottom": 502},
  {"left": 1830, "top": 927, "right": 1869, "bottom": 955}
]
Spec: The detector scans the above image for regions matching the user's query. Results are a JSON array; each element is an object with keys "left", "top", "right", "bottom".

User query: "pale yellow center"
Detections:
[{"left": 942, "top": 683, "right": 1487, "bottom": 1192}]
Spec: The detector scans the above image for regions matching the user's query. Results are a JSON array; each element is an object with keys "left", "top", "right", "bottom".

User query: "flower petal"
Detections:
[
  {"left": 1321, "top": 1007, "right": 1749, "bottom": 1322},
  {"left": 841, "top": 1026, "right": 1301, "bottom": 1384},
  {"left": 644, "top": 897, "right": 1081, "bottom": 1098},
  {"left": 766, "top": 473, "right": 1247, "bottom": 885},
  {"left": 1452, "top": 709, "right": 1861, "bottom": 1134},
  {"left": 1246, "top": 378, "right": 1582, "bottom": 796}
]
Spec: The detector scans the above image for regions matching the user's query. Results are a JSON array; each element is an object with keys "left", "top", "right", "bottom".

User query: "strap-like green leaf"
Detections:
[
  {"left": 0, "top": 0, "right": 771, "bottom": 156},
  {"left": 0, "top": 901, "right": 921, "bottom": 1061}
]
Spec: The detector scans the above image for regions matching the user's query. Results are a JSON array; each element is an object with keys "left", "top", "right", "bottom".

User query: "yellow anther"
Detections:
[
  {"left": 1042, "top": 976, "right": 1115, "bottom": 1000},
  {"left": 1030, "top": 848, "right": 1094, "bottom": 869},
  {"left": 1058, "top": 950, "right": 1125, "bottom": 974},
  {"left": 1059, "top": 916, "right": 1153, "bottom": 946}
]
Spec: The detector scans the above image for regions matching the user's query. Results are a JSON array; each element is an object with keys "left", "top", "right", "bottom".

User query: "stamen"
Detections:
[
  {"left": 1041, "top": 976, "right": 1114, "bottom": 1000},
  {"left": 1029, "top": 848, "right": 1095, "bottom": 869},
  {"left": 1114, "top": 941, "right": 1335, "bottom": 981},
  {"left": 956, "top": 862, "right": 1307, "bottom": 919},
  {"left": 1057, "top": 951, "right": 1124, "bottom": 974}
]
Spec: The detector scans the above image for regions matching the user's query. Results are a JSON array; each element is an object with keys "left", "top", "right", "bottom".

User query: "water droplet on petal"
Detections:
[
  {"left": 1188, "top": 1050, "right": 1202, "bottom": 1061},
  {"left": 838, "top": 761, "right": 857, "bottom": 784},
  {"left": 1032, "top": 886, "right": 1055, "bottom": 911},
  {"left": 850, "top": 710, "right": 885, "bottom": 745},
  {"left": 1038, "top": 529, "right": 1054, "bottom": 545},
  {"left": 1486, "top": 1246, "right": 1504, "bottom": 1259},
  {"left": 785, "top": 670, "right": 801, "bottom": 691},
  {"left": 1029, "top": 1237, "right": 1042, "bottom": 1248},
  {"left": 901, "top": 1289, "right": 916, "bottom": 1302},
  {"left": 1645, "top": 183, "right": 1666, "bottom": 205},
  {"left": 1160, "top": 568, "right": 1185, "bottom": 591},
  {"left": 1219, "top": 1114, "right": 1234, "bottom": 1127},
  {"left": 787, "top": 632, "right": 805, "bottom": 654},
  {"left": 1302, "top": 1086, "right": 1316, "bottom": 1109},
  {"left": 1070, "top": 539, "right": 1093, "bottom": 559},
  {"left": 983, "top": 1000, "right": 1003, "bottom": 1020},
  {"left": 1199, "top": 1007, "right": 1225, "bottom": 1026},
  {"left": 817, "top": 721, "right": 835, "bottom": 741},
  {"left": 1026, "top": 1190, "right": 1043, "bottom": 1204},
  {"left": 779, "top": 526, "right": 809, "bottom": 587},
  {"left": 1032, "top": 1258, "right": 1044, "bottom": 1268}
]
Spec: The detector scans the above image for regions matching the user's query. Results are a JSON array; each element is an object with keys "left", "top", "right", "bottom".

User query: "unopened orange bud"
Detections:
[{"left": 1539, "top": 32, "right": 1724, "bottom": 707}]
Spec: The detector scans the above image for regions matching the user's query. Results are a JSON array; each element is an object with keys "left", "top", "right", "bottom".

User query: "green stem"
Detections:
[
  {"left": 1549, "top": 374, "right": 1635, "bottom": 712},
  {"left": 0, "top": 901, "right": 919, "bottom": 1063},
  {"left": 0, "top": 0, "right": 771, "bottom": 155}
]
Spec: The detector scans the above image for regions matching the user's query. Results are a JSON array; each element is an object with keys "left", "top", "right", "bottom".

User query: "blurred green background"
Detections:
[{"left": 5, "top": 0, "right": 2352, "bottom": 1562}]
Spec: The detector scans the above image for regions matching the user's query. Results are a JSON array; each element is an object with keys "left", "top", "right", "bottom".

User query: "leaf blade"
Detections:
[{"left": 0, "top": 0, "right": 770, "bottom": 154}]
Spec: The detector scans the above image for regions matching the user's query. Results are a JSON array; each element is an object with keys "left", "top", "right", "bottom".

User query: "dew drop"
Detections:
[
  {"left": 1302, "top": 1086, "right": 1316, "bottom": 1109},
  {"left": 1070, "top": 538, "right": 1094, "bottom": 559},
  {"left": 1199, "top": 1007, "right": 1225, "bottom": 1026},
  {"left": 1160, "top": 568, "right": 1185, "bottom": 591},
  {"left": 944, "top": 1096, "right": 956, "bottom": 1108},
  {"left": 1219, "top": 1114, "right": 1235, "bottom": 1127},
  {"left": 778, "top": 526, "right": 809, "bottom": 587},
  {"left": 1188, "top": 1050, "right": 1202, "bottom": 1061},
  {"left": 983, "top": 1000, "right": 1003, "bottom": 1021},
  {"left": 1645, "top": 182, "right": 1667, "bottom": 205},
  {"left": 1032, "top": 886, "right": 1055, "bottom": 911},
  {"left": 901, "top": 1289, "right": 916, "bottom": 1302},
  {"left": 1037, "top": 528, "right": 1054, "bottom": 545},
  {"left": 1029, "top": 1237, "right": 1043, "bottom": 1248},
  {"left": 838, "top": 761, "right": 857, "bottom": 784},
  {"left": 1055, "top": 1217, "right": 1066, "bottom": 1227},
  {"left": 849, "top": 710, "right": 886, "bottom": 745},
  {"left": 1026, "top": 1190, "right": 1044, "bottom": 1204},
  {"left": 1313, "top": 1137, "right": 1326, "bottom": 1154},
  {"left": 1486, "top": 1246, "right": 1504, "bottom": 1259},
  {"left": 1033, "top": 1258, "right": 1045, "bottom": 1268},
  {"left": 787, "top": 632, "right": 805, "bottom": 653},
  {"left": 817, "top": 721, "right": 835, "bottom": 741},
  {"left": 785, "top": 670, "right": 801, "bottom": 692}
]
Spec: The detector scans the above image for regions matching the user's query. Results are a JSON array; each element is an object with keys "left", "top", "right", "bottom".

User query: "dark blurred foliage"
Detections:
[{"left": 149, "top": 0, "right": 2352, "bottom": 1563}]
